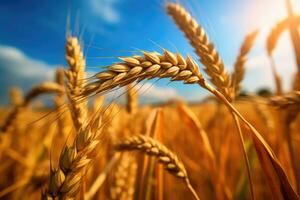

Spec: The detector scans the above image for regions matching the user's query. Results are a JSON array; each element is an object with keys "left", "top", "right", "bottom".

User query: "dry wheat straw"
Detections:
[
  {"left": 166, "top": 3, "right": 232, "bottom": 100},
  {"left": 231, "top": 31, "right": 258, "bottom": 97},
  {"left": 65, "top": 36, "right": 87, "bottom": 131},
  {"left": 42, "top": 115, "right": 102, "bottom": 199},
  {"left": 115, "top": 134, "right": 200, "bottom": 200}
]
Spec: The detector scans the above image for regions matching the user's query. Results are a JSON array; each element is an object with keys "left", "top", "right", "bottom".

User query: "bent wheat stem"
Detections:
[{"left": 231, "top": 113, "right": 255, "bottom": 200}]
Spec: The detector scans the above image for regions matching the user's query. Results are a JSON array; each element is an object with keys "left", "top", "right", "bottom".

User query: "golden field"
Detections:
[{"left": 0, "top": 1, "right": 300, "bottom": 200}]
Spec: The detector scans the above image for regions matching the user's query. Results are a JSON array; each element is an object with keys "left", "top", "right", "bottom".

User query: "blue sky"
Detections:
[{"left": 0, "top": 0, "right": 299, "bottom": 104}]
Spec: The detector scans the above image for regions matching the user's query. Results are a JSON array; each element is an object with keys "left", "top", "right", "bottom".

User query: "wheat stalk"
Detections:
[
  {"left": 41, "top": 115, "right": 102, "bottom": 199},
  {"left": 115, "top": 134, "right": 200, "bottom": 200},
  {"left": 54, "top": 68, "right": 68, "bottom": 137},
  {"left": 84, "top": 153, "right": 120, "bottom": 200},
  {"left": 65, "top": 36, "right": 88, "bottom": 131},
  {"left": 126, "top": 83, "right": 138, "bottom": 114},
  {"left": 166, "top": 3, "right": 232, "bottom": 100},
  {"left": 231, "top": 30, "right": 258, "bottom": 97},
  {"left": 229, "top": 30, "right": 259, "bottom": 200}
]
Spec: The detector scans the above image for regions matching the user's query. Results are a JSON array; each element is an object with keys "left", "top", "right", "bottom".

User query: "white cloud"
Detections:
[
  {"left": 103, "top": 81, "right": 179, "bottom": 104},
  {"left": 89, "top": 0, "right": 121, "bottom": 23},
  {"left": 0, "top": 45, "right": 55, "bottom": 104},
  {"left": 137, "top": 82, "right": 178, "bottom": 100},
  {"left": 0, "top": 45, "right": 54, "bottom": 80}
]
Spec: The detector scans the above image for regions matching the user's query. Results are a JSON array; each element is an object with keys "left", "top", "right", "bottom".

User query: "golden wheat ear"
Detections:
[
  {"left": 269, "top": 91, "right": 300, "bottom": 108},
  {"left": 231, "top": 30, "right": 258, "bottom": 97},
  {"left": 266, "top": 16, "right": 300, "bottom": 55},
  {"left": 65, "top": 36, "right": 88, "bottom": 131},
  {"left": 115, "top": 134, "right": 201, "bottom": 200},
  {"left": 166, "top": 3, "right": 232, "bottom": 100},
  {"left": 83, "top": 50, "right": 205, "bottom": 97},
  {"left": 42, "top": 115, "right": 103, "bottom": 199},
  {"left": 109, "top": 153, "right": 137, "bottom": 200}
]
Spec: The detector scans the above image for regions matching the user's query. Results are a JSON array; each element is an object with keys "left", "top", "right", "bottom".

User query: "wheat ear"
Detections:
[
  {"left": 115, "top": 134, "right": 200, "bottom": 200},
  {"left": 42, "top": 115, "right": 102, "bottom": 199},
  {"left": 231, "top": 30, "right": 258, "bottom": 97},
  {"left": 266, "top": 18, "right": 294, "bottom": 95},
  {"left": 84, "top": 50, "right": 205, "bottom": 96},
  {"left": 267, "top": 18, "right": 290, "bottom": 55},
  {"left": 266, "top": 16, "right": 300, "bottom": 55},
  {"left": 165, "top": 7, "right": 256, "bottom": 197},
  {"left": 1, "top": 82, "right": 64, "bottom": 133},
  {"left": 109, "top": 153, "right": 137, "bottom": 200},
  {"left": 166, "top": 3, "right": 232, "bottom": 100},
  {"left": 269, "top": 91, "right": 300, "bottom": 108},
  {"left": 65, "top": 36, "right": 88, "bottom": 131}
]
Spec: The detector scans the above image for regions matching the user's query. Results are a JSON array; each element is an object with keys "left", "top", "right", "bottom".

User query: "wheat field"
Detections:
[{"left": 0, "top": 1, "right": 300, "bottom": 200}]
